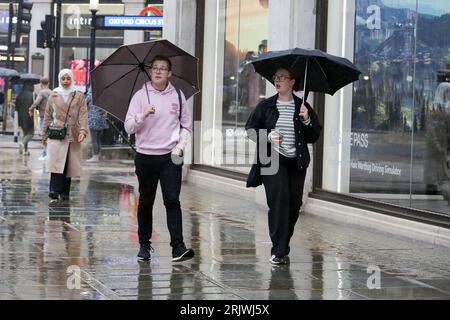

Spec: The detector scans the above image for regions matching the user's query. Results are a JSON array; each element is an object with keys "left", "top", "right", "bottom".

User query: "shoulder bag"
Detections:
[{"left": 47, "top": 91, "right": 76, "bottom": 140}]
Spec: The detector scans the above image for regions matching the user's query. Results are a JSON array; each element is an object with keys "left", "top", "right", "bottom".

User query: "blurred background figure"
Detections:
[
  {"left": 16, "top": 82, "right": 35, "bottom": 156},
  {"left": 86, "top": 87, "right": 109, "bottom": 163},
  {"left": 29, "top": 77, "right": 52, "bottom": 160}
]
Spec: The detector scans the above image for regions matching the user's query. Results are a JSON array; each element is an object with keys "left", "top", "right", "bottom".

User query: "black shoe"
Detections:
[
  {"left": 269, "top": 255, "right": 288, "bottom": 265},
  {"left": 60, "top": 194, "right": 70, "bottom": 201},
  {"left": 137, "top": 244, "right": 153, "bottom": 261},
  {"left": 49, "top": 192, "right": 59, "bottom": 200},
  {"left": 172, "top": 246, "right": 195, "bottom": 262}
]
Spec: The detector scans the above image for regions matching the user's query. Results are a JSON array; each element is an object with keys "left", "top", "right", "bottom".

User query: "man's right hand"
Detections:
[
  {"left": 28, "top": 110, "right": 33, "bottom": 117},
  {"left": 143, "top": 104, "right": 156, "bottom": 117}
]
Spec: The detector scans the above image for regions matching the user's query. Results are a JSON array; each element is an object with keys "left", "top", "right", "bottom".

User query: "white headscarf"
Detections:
[{"left": 53, "top": 68, "right": 76, "bottom": 103}]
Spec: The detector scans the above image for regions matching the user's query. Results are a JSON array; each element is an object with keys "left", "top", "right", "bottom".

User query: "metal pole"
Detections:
[
  {"left": 89, "top": 8, "right": 98, "bottom": 88},
  {"left": 10, "top": 2, "right": 16, "bottom": 70},
  {"left": 6, "top": 2, "right": 13, "bottom": 69},
  {"left": 54, "top": 0, "right": 62, "bottom": 86},
  {"left": 85, "top": 45, "right": 89, "bottom": 93},
  {"left": 13, "top": 109, "right": 18, "bottom": 143},
  {"left": 3, "top": 3, "right": 14, "bottom": 132}
]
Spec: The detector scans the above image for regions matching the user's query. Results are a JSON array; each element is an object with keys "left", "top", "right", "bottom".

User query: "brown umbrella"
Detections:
[{"left": 91, "top": 39, "right": 199, "bottom": 122}]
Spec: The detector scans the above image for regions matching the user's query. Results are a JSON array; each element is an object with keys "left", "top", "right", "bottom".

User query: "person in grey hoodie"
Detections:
[{"left": 29, "top": 77, "right": 52, "bottom": 159}]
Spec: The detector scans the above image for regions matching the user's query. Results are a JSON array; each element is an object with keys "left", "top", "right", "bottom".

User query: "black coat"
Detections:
[
  {"left": 245, "top": 93, "right": 321, "bottom": 171},
  {"left": 16, "top": 91, "right": 34, "bottom": 130}
]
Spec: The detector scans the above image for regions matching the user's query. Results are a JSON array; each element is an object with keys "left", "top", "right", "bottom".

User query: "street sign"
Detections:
[{"left": 101, "top": 16, "right": 163, "bottom": 30}]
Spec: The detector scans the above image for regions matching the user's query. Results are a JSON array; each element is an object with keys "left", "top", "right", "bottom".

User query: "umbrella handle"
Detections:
[
  {"left": 144, "top": 81, "right": 151, "bottom": 104},
  {"left": 302, "top": 58, "right": 308, "bottom": 101},
  {"left": 300, "top": 59, "right": 308, "bottom": 120}
]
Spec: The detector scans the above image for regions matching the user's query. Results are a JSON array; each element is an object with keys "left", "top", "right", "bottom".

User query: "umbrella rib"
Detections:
[
  {"left": 99, "top": 63, "right": 144, "bottom": 66},
  {"left": 313, "top": 57, "right": 328, "bottom": 81},
  {"left": 125, "top": 46, "right": 144, "bottom": 65},
  {"left": 142, "top": 41, "right": 160, "bottom": 66},
  {"left": 101, "top": 65, "right": 140, "bottom": 92},
  {"left": 126, "top": 70, "right": 145, "bottom": 110}
]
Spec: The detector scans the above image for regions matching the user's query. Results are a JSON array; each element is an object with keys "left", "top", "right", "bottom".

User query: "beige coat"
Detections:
[{"left": 42, "top": 91, "right": 88, "bottom": 177}]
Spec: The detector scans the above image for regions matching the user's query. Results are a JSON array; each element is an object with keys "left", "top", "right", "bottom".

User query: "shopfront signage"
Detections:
[
  {"left": 103, "top": 16, "right": 163, "bottom": 29},
  {"left": 139, "top": 7, "right": 162, "bottom": 17}
]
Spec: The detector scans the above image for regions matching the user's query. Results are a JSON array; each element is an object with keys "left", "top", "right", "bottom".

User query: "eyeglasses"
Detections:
[
  {"left": 272, "top": 75, "right": 292, "bottom": 82},
  {"left": 151, "top": 67, "right": 169, "bottom": 73}
]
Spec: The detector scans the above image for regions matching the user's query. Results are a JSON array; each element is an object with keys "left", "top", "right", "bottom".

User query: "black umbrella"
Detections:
[
  {"left": 0, "top": 67, "right": 19, "bottom": 78},
  {"left": 91, "top": 39, "right": 199, "bottom": 122},
  {"left": 250, "top": 48, "right": 361, "bottom": 97},
  {"left": 19, "top": 73, "right": 41, "bottom": 81}
]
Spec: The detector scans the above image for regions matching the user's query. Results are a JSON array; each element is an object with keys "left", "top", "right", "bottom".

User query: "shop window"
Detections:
[
  {"left": 340, "top": 0, "right": 450, "bottom": 215},
  {"left": 204, "top": 0, "right": 269, "bottom": 173}
]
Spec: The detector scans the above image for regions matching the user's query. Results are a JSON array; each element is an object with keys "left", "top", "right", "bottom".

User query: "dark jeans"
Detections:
[
  {"left": 49, "top": 153, "right": 71, "bottom": 198},
  {"left": 262, "top": 154, "right": 307, "bottom": 257},
  {"left": 90, "top": 129, "right": 102, "bottom": 155},
  {"left": 135, "top": 152, "right": 184, "bottom": 249}
]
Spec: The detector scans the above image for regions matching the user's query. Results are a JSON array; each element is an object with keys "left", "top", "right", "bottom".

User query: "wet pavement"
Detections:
[{"left": 1, "top": 135, "right": 450, "bottom": 301}]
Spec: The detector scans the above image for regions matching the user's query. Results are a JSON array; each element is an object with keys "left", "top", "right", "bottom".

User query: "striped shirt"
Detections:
[{"left": 274, "top": 100, "right": 297, "bottom": 158}]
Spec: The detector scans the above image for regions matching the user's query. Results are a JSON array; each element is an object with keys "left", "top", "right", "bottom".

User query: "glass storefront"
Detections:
[
  {"left": 59, "top": 3, "right": 124, "bottom": 92},
  {"left": 0, "top": 2, "right": 28, "bottom": 72},
  {"left": 200, "top": 0, "right": 268, "bottom": 172},
  {"left": 323, "top": 0, "right": 450, "bottom": 216}
]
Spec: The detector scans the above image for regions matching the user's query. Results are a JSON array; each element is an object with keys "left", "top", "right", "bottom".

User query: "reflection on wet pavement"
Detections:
[{"left": 0, "top": 138, "right": 450, "bottom": 300}]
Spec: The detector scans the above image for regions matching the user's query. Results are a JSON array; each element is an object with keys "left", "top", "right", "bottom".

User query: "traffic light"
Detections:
[
  {"left": 37, "top": 15, "right": 55, "bottom": 48},
  {"left": 16, "top": 1, "right": 33, "bottom": 36}
]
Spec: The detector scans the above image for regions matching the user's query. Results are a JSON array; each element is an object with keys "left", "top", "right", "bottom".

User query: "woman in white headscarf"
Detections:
[{"left": 42, "top": 68, "right": 88, "bottom": 201}]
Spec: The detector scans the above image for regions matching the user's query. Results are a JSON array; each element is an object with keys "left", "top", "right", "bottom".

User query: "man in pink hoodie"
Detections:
[{"left": 125, "top": 55, "right": 194, "bottom": 262}]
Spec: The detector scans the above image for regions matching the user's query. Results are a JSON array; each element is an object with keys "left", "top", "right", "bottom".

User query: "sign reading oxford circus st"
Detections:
[
  {"left": 103, "top": 16, "right": 163, "bottom": 29},
  {"left": 98, "top": 6, "right": 163, "bottom": 30}
]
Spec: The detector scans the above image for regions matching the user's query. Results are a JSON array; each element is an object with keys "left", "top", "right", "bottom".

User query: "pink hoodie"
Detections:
[{"left": 124, "top": 82, "right": 192, "bottom": 155}]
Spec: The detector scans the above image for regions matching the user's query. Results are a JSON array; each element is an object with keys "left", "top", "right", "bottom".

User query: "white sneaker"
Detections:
[
  {"left": 38, "top": 155, "right": 47, "bottom": 161},
  {"left": 86, "top": 155, "right": 99, "bottom": 163}
]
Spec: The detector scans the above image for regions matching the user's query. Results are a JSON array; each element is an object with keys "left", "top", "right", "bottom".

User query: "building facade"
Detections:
[
  {"left": 163, "top": 0, "right": 450, "bottom": 238},
  {"left": 0, "top": 0, "right": 162, "bottom": 90}
]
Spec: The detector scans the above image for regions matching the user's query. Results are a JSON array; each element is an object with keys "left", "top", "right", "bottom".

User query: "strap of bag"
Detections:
[
  {"left": 175, "top": 86, "right": 183, "bottom": 129},
  {"left": 61, "top": 91, "right": 77, "bottom": 125}
]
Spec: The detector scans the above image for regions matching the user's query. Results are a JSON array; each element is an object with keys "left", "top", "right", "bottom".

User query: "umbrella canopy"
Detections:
[
  {"left": 250, "top": 48, "right": 361, "bottom": 96},
  {"left": 91, "top": 39, "right": 199, "bottom": 122},
  {"left": 19, "top": 73, "right": 42, "bottom": 81},
  {"left": 0, "top": 67, "right": 20, "bottom": 78}
]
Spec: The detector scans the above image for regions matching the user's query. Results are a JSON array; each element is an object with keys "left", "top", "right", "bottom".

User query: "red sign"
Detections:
[{"left": 139, "top": 7, "right": 162, "bottom": 17}]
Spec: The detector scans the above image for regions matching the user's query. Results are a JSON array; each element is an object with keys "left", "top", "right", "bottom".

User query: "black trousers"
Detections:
[
  {"left": 135, "top": 152, "right": 184, "bottom": 249},
  {"left": 262, "top": 154, "right": 307, "bottom": 257},
  {"left": 49, "top": 153, "right": 71, "bottom": 198}
]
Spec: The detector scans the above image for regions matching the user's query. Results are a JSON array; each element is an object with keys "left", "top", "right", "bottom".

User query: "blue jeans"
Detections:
[
  {"left": 134, "top": 152, "right": 184, "bottom": 249},
  {"left": 90, "top": 129, "right": 102, "bottom": 155}
]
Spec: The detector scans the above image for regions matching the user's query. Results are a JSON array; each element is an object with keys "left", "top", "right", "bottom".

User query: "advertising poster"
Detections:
[{"left": 351, "top": 0, "right": 450, "bottom": 194}]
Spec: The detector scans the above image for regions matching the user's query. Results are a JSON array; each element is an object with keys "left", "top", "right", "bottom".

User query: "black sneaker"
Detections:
[
  {"left": 172, "top": 246, "right": 195, "bottom": 262},
  {"left": 269, "top": 255, "right": 288, "bottom": 265},
  {"left": 137, "top": 244, "right": 153, "bottom": 261},
  {"left": 49, "top": 192, "right": 59, "bottom": 200}
]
